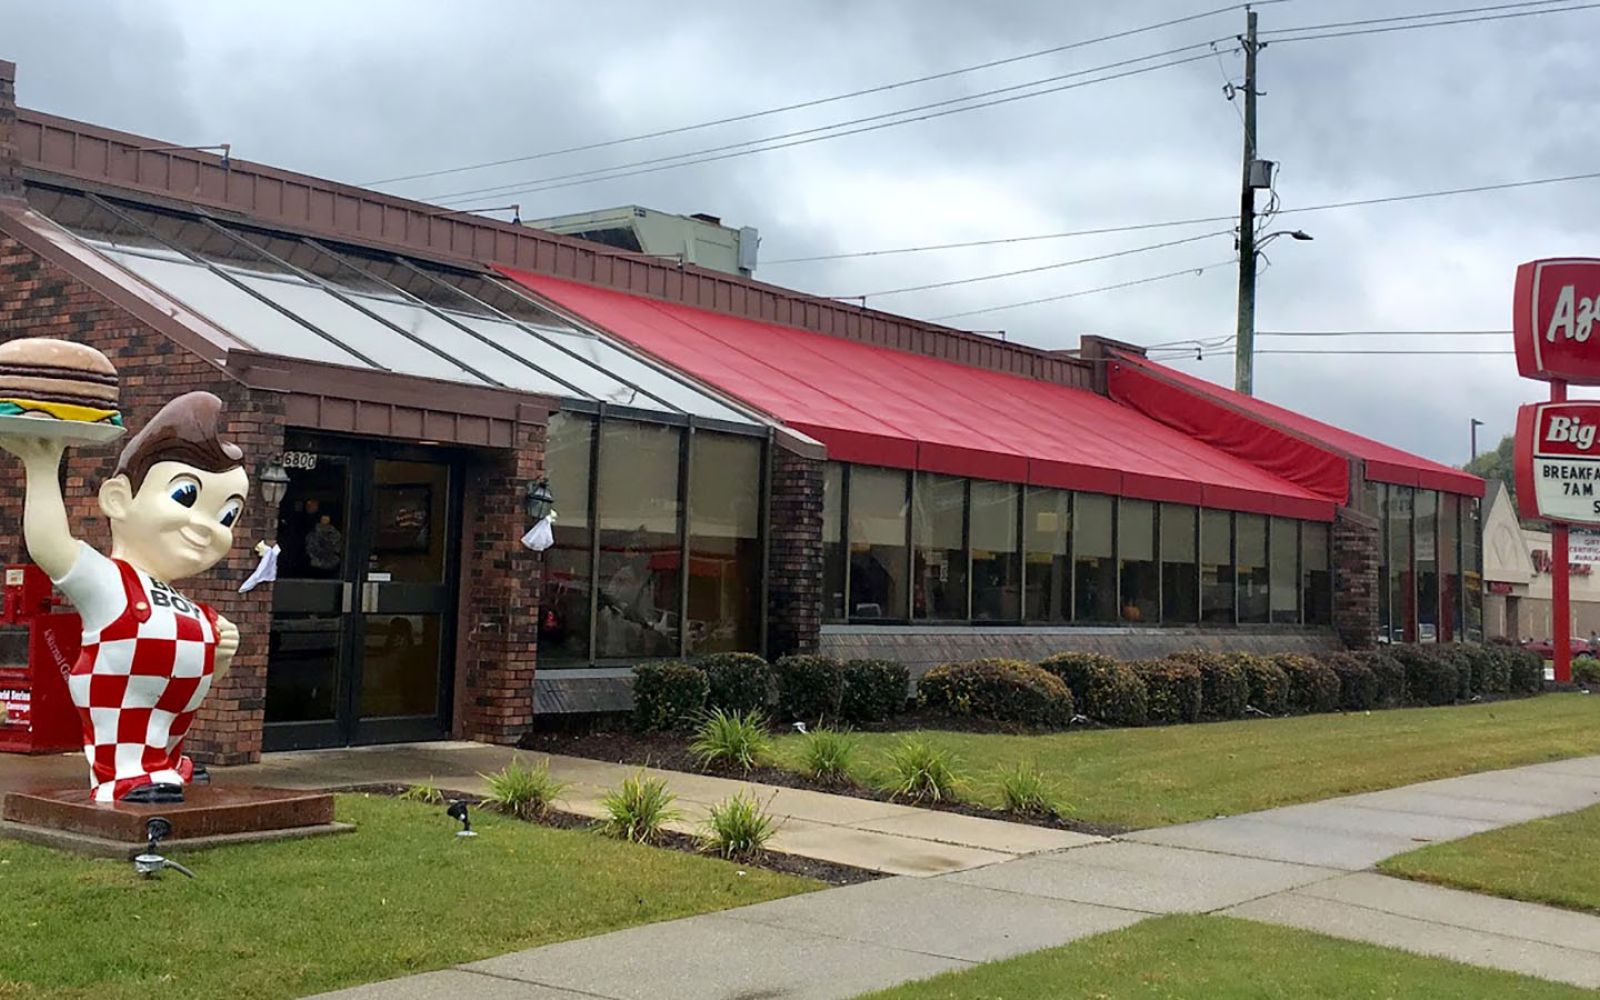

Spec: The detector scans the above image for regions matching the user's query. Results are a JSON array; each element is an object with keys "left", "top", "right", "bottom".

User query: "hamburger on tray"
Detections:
[{"left": 0, "top": 338, "right": 124, "bottom": 442}]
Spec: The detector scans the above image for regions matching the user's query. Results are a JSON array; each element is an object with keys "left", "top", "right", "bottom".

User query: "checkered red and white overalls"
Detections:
[{"left": 65, "top": 559, "right": 218, "bottom": 802}]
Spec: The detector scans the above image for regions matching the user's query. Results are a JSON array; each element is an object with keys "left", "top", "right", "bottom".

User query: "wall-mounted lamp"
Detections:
[
  {"left": 525, "top": 478, "right": 554, "bottom": 521},
  {"left": 259, "top": 458, "right": 291, "bottom": 508}
]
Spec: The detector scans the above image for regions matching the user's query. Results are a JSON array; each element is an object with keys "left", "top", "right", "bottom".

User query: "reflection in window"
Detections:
[
  {"left": 540, "top": 412, "right": 594, "bottom": 666},
  {"left": 1202, "top": 509, "right": 1235, "bottom": 623},
  {"left": 1024, "top": 488, "right": 1070, "bottom": 621},
  {"left": 970, "top": 481, "right": 1020, "bottom": 620},
  {"left": 1374, "top": 484, "right": 1391, "bottom": 639},
  {"left": 1237, "top": 514, "right": 1269, "bottom": 624},
  {"left": 1118, "top": 499, "right": 1158, "bottom": 624},
  {"left": 1439, "top": 493, "right": 1459, "bottom": 642},
  {"left": 687, "top": 432, "right": 762, "bottom": 654},
  {"left": 1464, "top": 498, "right": 1483, "bottom": 641},
  {"left": 1160, "top": 503, "right": 1198, "bottom": 624},
  {"left": 1302, "top": 522, "right": 1332, "bottom": 626},
  {"left": 1388, "top": 487, "right": 1415, "bottom": 642},
  {"left": 914, "top": 474, "right": 968, "bottom": 620},
  {"left": 1074, "top": 493, "right": 1117, "bottom": 622},
  {"left": 1416, "top": 490, "right": 1439, "bottom": 642},
  {"left": 849, "top": 467, "right": 909, "bottom": 620},
  {"left": 595, "top": 421, "right": 682, "bottom": 659},
  {"left": 1270, "top": 517, "right": 1299, "bottom": 624},
  {"left": 822, "top": 463, "right": 846, "bottom": 623}
]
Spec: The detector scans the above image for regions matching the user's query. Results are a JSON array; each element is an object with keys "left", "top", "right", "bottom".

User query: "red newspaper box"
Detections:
[{"left": 0, "top": 565, "right": 81, "bottom": 754}]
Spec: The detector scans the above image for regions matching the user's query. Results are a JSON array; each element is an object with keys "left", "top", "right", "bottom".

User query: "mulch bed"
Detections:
[
  {"left": 518, "top": 728, "right": 1132, "bottom": 839},
  {"left": 338, "top": 782, "right": 881, "bottom": 887}
]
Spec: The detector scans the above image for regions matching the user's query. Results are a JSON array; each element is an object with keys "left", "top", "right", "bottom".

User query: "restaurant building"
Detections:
[{"left": 0, "top": 60, "right": 1483, "bottom": 763}]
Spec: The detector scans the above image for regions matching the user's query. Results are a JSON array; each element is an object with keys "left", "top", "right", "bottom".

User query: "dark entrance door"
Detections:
[{"left": 263, "top": 435, "right": 462, "bottom": 751}]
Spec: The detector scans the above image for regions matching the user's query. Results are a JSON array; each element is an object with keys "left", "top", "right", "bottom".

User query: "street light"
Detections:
[
  {"left": 1471, "top": 418, "right": 1485, "bottom": 463},
  {"left": 524, "top": 478, "right": 554, "bottom": 521},
  {"left": 1235, "top": 230, "right": 1314, "bottom": 396}
]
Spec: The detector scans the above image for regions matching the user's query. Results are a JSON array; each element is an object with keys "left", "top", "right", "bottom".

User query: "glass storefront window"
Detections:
[
  {"left": 850, "top": 466, "right": 910, "bottom": 620},
  {"left": 914, "top": 474, "right": 968, "bottom": 620},
  {"left": 822, "top": 463, "right": 846, "bottom": 624},
  {"left": 687, "top": 432, "right": 762, "bottom": 654},
  {"left": 539, "top": 412, "right": 594, "bottom": 665},
  {"left": 1160, "top": 503, "right": 1198, "bottom": 623},
  {"left": 595, "top": 420, "right": 683, "bottom": 659},
  {"left": 1270, "top": 517, "right": 1299, "bottom": 624},
  {"left": 1118, "top": 499, "right": 1158, "bottom": 624},
  {"left": 1302, "top": 521, "right": 1332, "bottom": 626},
  {"left": 1439, "top": 493, "right": 1459, "bottom": 642},
  {"left": 970, "top": 481, "right": 1020, "bottom": 621},
  {"left": 1074, "top": 493, "right": 1117, "bottom": 621},
  {"left": 1201, "top": 509, "right": 1235, "bottom": 623},
  {"left": 1024, "top": 487, "right": 1071, "bottom": 621},
  {"left": 1416, "top": 489, "right": 1439, "bottom": 643},
  {"left": 1465, "top": 497, "right": 1483, "bottom": 641},
  {"left": 1388, "top": 486, "right": 1415, "bottom": 643},
  {"left": 1374, "top": 484, "right": 1391, "bottom": 640},
  {"left": 1236, "top": 513, "right": 1269, "bottom": 624}
]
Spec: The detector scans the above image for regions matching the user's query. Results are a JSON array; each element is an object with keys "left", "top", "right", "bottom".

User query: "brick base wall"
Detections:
[
  {"left": 458, "top": 424, "right": 545, "bottom": 744},
  {"left": 767, "top": 448, "right": 823, "bottom": 659},
  {"left": 0, "top": 235, "right": 283, "bottom": 764},
  {"left": 1332, "top": 506, "right": 1380, "bottom": 650}
]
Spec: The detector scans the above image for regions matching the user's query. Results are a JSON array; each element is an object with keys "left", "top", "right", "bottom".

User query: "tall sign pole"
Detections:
[
  {"left": 1510, "top": 257, "right": 1600, "bottom": 684},
  {"left": 1233, "top": 8, "right": 1260, "bottom": 395}
]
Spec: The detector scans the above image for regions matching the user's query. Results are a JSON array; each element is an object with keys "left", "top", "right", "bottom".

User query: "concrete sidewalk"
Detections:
[{"left": 313, "top": 754, "right": 1600, "bottom": 999}]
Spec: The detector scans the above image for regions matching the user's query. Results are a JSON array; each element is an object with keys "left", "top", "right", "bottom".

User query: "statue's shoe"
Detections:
[{"left": 120, "top": 782, "right": 185, "bottom": 804}]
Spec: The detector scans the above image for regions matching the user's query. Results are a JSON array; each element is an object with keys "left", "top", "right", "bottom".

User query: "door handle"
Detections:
[
  {"left": 341, "top": 582, "right": 353, "bottom": 614},
  {"left": 361, "top": 581, "right": 379, "bottom": 614}
]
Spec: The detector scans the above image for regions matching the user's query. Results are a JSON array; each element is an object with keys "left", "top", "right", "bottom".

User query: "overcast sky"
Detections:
[{"left": 5, "top": 0, "right": 1595, "bottom": 468}]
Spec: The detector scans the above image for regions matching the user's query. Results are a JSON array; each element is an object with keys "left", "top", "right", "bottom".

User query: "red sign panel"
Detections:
[
  {"left": 1515, "top": 400, "right": 1600, "bottom": 524},
  {"left": 1514, "top": 258, "right": 1600, "bottom": 383}
]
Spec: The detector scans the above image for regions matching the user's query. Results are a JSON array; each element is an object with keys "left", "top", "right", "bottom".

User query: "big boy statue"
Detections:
[{"left": 2, "top": 379, "right": 248, "bottom": 804}]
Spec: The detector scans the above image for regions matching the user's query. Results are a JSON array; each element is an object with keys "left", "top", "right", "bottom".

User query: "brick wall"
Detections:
[
  {"left": 0, "top": 60, "right": 20, "bottom": 199},
  {"left": 0, "top": 234, "right": 283, "bottom": 764},
  {"left": 458, "top": 423, "right": 545, "bottom": 744},
  {"left": 767, "top": 447, "right": 823, "bottom": 659},
  {"left": 1332, "top": 505, "right": 1380, "bottom": 650}
]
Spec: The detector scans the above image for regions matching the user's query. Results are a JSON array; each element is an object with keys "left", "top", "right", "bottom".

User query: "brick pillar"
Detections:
[
  {"left": 1332, "top": 505, "right": 1380, "bottom": 650},
  {"left": 460, "top": 423, "right": 545, "bottom": 744},
  {"left": 0, "top": 60, "right": 19, "bottom": 200},
  {"left": 767, "top": 447, "right": 822, "bottom": 659}
]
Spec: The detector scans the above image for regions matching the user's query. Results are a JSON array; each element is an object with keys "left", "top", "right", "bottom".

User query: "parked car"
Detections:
[{"left": 1521, "top": 637, "right": 1597, "bottom": 660}]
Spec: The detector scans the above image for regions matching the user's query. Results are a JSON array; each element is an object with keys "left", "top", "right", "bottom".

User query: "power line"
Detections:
[
  {"left": 763, "top": 169, "right": 1600, "bottom": 265},
  {"left": 847, "top": 230, "right": 1232, "bottom": 300},
  {"left": 365, "top": 2, "right": 1277, "bottom": 188},
  {"left": 1262, "top": 0, "right": 1580, "bottom": 36},
  {"left": 931, "top": 259, "right": 1237, "bottom": 321},
  {"left": 1258, "top": 329, "right": 1512, "bottom": 337},
  {"left": 1257, "top": 349, "right": 1516, "bottom": 355},
  {"left": 1268, "top": 0, "right": 1600, "bottom": 43},
  {"left": 427, "top": 46, "right": 1224, "bottom": 204}
]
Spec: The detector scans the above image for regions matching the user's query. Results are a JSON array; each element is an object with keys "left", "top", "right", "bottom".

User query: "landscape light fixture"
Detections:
[
  {"left": 259, "top": 458, "right": 291, "bottom": 508},
  {"left": 447, "top": 800, "right": 477, "bottom": 838},
  {"left": 132, "top": 816, "right": 196, "bottom": 879},
  {"left": 525, "top": 478, "right": 554, "bottom": 521}
]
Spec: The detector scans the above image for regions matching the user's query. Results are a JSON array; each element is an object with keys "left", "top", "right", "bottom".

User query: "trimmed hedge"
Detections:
[
  {"left": 1169, "top": 651, "right": 1249, "bottom": 720},
  {"left": 1575, "top": 658, "right": 1600, "bottom": 686},
  {"left": 1272, "top": 654, "right": 1341, "bottom": 714},
  {"left": 1231, "top": 653, "right": 1289, "bottom": 715},
  {"left": 1387, "top": 644, "right": 1459, "bottom": 706},
  {"left": 918, "top": 658, "right": 1075, "bottom": 728},
  {"left": 1130, "top": 659, "right": 1203, "bottom": 724},
  {"left": 774, "top": 655, "right": 845, "bottom": 725},
  {"left": 631, "top": 661, "right": 709, "bottom": 731},
  {"left": 1453, "top": 644, "right": 1497, "bottom": 696},
  {"left": 1319, "top": 652, "right": 1378, "bottom": 711},
  {"left": 841, "top": 659, "right": 911, "bottom": 723},
  {"left": 1504, "top": 645, "right": 1545, "bottom": 694},
  {"left": 1360, "top": 650, "right": 1408, "bottom": 707},
  {"left": 1040, "top": 652, "right": 1148, "bottom": 727},
  {"left": 698, "top": 652, "right": 775, "bottom": 714}
]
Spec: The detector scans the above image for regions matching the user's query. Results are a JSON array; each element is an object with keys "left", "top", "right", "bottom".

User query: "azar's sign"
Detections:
[
  {"left": 1515, "top": 400, "right": 1600, "bottom": 524},
  {"left": 1514, "top": 258, "right": 1600, "bottom": 383}
]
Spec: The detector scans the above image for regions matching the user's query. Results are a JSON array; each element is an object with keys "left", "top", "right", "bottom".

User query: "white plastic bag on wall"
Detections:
[{"left": 522, "top": 516, "right": 554, "bottom": 552}]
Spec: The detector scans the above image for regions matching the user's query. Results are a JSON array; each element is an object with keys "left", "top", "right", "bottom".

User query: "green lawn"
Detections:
[
  {"left": 1381, "top": 802, "right": 1600, "bottom": 915},
  {"left": 0, "top": 794, "right": 816, "bottom": 1000},
  {"left": 774, "top": 694, "right": 1600, "bottom": 828},
  {"left": 863, "top": 915, "right": 1589, "bottom": 999}
]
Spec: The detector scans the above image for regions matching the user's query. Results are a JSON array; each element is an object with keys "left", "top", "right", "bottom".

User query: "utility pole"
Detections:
[{"left": 1233, "top": 8, "right": 1261, "bottom": 396}]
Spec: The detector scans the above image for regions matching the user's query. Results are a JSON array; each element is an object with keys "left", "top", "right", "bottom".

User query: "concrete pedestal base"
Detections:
[{"left": 1, "top": 784, "right": 349, "bottom": 858}]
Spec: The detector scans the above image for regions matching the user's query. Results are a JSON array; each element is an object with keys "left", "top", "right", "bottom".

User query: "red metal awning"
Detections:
[
  {"left": 1109, "top": 352, "right": 1484, "bottom": 498},
  {"left": 500, "top": 270, "right": 1339, "bottom": 521}
]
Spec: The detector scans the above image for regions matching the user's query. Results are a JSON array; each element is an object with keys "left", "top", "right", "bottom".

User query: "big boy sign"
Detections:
[
  {"left": 1515, "top": 401, "right": 1600, "bottom": 523},
  {"left": 1514, "top": 258, "right": 1600, "bottom": 383}
]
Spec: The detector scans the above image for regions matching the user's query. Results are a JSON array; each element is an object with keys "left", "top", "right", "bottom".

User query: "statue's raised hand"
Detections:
[{"left": 0, "top": 435, "right": 67, "bottom": 469}]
